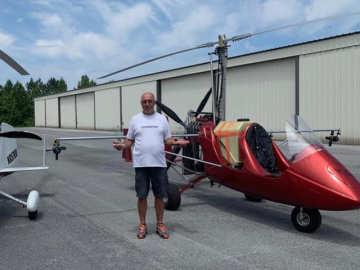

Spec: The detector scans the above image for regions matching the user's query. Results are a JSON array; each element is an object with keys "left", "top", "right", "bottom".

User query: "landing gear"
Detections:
[
  {"left": 0, "top": 189, "right": 40, "bottom": 220},
  {"left": 27, "top": 190, "right": 40, "bottom": 220},
  {"left": 291, "top": 206, "right": 322, "bottom": 233},
  {"left": 244, "top": 194, "right": 263, "bottom": 202},
  {"left": 28, "top": 210, "right": 38, "bottom": 220},
  {"left": 164, "top": 183, "right": 181, "bottom": 211}
]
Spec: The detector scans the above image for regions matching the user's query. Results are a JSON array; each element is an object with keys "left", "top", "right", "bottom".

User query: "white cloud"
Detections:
[
  {"left": 0, "top": 32, "right": 15, "bottom": 48},
  {"left": 260, "top": 0, "right": 303, "bottom": 25},
  {"left": 305, "top": 0, "right": 358, "bottom": 19},
  {"left": 156, "top": 5, "right": 216, "bottom": 51},
  {"left": 93, "top": 0, "right": 156, "bottom": 39},
  {"left": 30, "top": 12, "right": 65, "bottom": 29},
  {"left": 34, "top": 32, "right": 118, "bottom": 60}
]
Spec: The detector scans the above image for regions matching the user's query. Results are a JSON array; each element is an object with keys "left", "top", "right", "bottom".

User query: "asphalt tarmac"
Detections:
[{"left": 1, "top": 127, "right": 360, "bottom": 270}]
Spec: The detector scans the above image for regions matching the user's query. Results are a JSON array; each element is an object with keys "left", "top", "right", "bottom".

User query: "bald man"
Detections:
[{"left": 113, "top": 92, "right": 187, "bottom": 239}]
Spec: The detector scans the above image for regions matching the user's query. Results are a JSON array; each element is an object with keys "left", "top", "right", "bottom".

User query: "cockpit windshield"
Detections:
[{"left": 278, "top": 115, "right": 325, "bottom": 163}]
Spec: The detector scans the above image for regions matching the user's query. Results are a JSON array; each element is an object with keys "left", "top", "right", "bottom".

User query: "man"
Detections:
[{"left": 113, "top": 92, "right": 188, "bottom": 239}]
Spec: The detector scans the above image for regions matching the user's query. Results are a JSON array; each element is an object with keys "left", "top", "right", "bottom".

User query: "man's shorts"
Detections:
[{"left": 135, "top": 167, "right": 169, "bottom": 199}]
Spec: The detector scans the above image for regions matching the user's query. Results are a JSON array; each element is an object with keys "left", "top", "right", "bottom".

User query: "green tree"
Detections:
[
  {"left": 77, "top": 74, "right": 97, "bottom": 89},
  {"left": 42, "top": 77, "right": 68, "bottom": 96},
  {"left": 0, "top": 80, "right": 32, "bottom": 126},
  {"left": 26, "top": 78, "right": 43, "bottom": 99},
  {"left": 0, "top": 77, "right": 69, "bottom": 127}
]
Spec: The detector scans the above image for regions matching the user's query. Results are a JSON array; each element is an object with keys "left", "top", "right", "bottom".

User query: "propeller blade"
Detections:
[
  {"left": 0, "top": 131, "right": 42, "bottom": 140},
  {"left": 195, "top": 88, "right": 212, "bottom": 117},
  {"left": 156, "top": 101, "right": 186, "bottom": 128},
  {"left": 0, "top": 50, "right": 29, "bottom": 76}
]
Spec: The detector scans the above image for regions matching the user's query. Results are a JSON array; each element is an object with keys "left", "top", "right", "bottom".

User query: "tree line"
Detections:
[{"left": 0, "top": 75, "right": 97, "bottom": 127}]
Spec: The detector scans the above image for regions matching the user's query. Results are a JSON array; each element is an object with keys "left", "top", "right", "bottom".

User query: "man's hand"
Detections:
[
  {"left": 113, "top": 141, "right": 125, "bottom": 151},
  {"left": 173, "top": 139, "right": 190, "bottom": 148}
]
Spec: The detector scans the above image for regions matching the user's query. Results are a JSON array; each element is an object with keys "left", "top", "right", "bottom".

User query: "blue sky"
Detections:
[{"left": 1, "top": 0, "right": 360, "bottom": 90}]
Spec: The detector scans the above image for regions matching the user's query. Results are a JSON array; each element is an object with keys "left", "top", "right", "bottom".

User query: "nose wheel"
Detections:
[
  {"left": 164, "top": 183, "right": 181, "bottom": 211},
  {"left": 291, "top": 206, "right": 322, "bottom": 233}
]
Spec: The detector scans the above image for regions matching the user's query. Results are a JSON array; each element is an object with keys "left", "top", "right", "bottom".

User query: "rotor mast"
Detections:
[{"left": 213, "top": 35, "right": 228, "bottom": 122}]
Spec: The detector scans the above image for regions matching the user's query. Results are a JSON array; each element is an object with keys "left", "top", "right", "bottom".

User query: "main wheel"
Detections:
[
  {"left": 291, "top": 207, "right": 322, "bottom": 233},
  {"left": 244, "top": 194, "right": 263, "bottom": 202},
  {"left": 164, "top": 183, "right": 181, "bottom": 211},
  {"left": 28, "top": 210, "right": 38, "bottom": 220}
]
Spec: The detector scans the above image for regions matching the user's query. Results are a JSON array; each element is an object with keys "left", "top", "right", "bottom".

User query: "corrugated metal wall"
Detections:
[
  {"left": 161, "top": 72, "right": 212, "bottom": 134},
  {"left": 60, "top": 95, "right": 76, "bottom": 128},
  {"left": 122, "top": 81, "right": 157, "bottom": 130},
  {"left": 227, "top": 58, "right": 296, "bottom": 132},
  {"left": 94, "top": 87, "right": 121, "bottom": 130},
  {"left": 45, "top": 98, "right": 59, "bottom": 128},
  {"left": 299, "top": 45, "right": 360, "bottom": 145},
  {"left": 76, "top": 92, "right": 95, "bottom": 130},
  {"left": 34, "top": 100, "right": 45, "bottom": 127}
]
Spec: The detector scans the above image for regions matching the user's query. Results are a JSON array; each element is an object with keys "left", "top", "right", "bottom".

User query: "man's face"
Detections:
[{"left": 141, "top": 93, "right": 155, "bottom": 115}]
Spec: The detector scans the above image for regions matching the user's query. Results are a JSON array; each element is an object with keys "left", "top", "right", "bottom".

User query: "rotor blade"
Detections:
[
  {"left": 97, "top": 42, "right": 215, "bottom": 79},
  {"left": 98, "top": 11, "right": 360, "bottom": 80},
  {"left": 227, "top": 10, "right": 360, "bottom": 42},
  {"left": 0, "top": 50, "right": 29, "bottom": 75},
  {"left": 0, "top": 131, "right": 42, "bottom": 140},
  {"left": 156, "top": 101, "right": 186, "bottom": 128},
  {"left": 195, "top": 88, "right": 212, "bottom": 117}
]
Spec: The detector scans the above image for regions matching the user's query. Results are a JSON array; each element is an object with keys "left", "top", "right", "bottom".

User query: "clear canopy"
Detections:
[{"left": 279, "top": 115, "right": 324, "bottom": 163}]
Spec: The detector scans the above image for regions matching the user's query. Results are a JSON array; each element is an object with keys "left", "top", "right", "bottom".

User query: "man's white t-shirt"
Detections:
[{"left": 126, "top": 112, "right": 171, "bottom": 167}]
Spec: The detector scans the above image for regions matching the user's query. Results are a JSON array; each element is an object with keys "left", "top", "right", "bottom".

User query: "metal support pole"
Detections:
[{"left": 209, "top": 53, "right": 217, "bottom": 125}]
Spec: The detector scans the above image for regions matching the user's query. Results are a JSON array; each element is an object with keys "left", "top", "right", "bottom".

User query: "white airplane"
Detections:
[{"left": 0, "top": 123, "right": 48, "bottom": 220}]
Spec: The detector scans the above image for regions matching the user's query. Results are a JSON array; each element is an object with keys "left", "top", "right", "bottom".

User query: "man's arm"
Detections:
[
  {"left": 164, "top": 137, "right": 176, "bottom": 147},
  {"left": 113, "top": 139, "right": 134, "bottom": 151},
  {"left": 164, "top": 138, "right": 189, "bottom": 147}
]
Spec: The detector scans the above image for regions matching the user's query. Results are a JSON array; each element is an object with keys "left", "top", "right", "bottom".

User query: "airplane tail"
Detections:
[{"left": 0, "top": 123, "right": 19, "bottom": 170}]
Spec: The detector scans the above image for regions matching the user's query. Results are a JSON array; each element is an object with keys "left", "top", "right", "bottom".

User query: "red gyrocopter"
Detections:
[{"left": 51, "top": 12, "right": 360, "bottom": 233}]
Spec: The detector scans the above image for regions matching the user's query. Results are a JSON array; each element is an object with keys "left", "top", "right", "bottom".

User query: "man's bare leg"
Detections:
[
  {"left": 138, "top": 198, "right": 147, "bottom": 224},
  {"left": 154, "top": 197, "right": 164, "bottom": 223}
]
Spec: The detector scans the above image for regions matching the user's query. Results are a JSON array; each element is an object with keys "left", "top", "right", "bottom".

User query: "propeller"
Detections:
[
  {"left": 97, "top": 11, "right": 360, "bottom": 80},
  {"left": 155, "top": 101, "right": 187, "bottom": 128},
  {"left": 0, "top": 131, "right": 42, "bottom": 140},
  {"left": 0, "top": 50, "right": 29, "bottom": 76},
  {"left": 194, "top": 88, "right": 212, "bottom": 117},
  {"left": 326, "top": 130, "right": 340, "bottom": 147}
]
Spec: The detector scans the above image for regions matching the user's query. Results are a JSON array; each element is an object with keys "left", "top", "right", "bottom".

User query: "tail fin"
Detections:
[{"left": 0, "top": 123, "right": 19, "bottom": 170}]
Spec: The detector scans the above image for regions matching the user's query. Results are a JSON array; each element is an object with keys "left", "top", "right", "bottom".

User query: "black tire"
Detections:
[
  {"left": 164, "top": 183, "right": 181, "bottom": 211},
  {"left": 28, "top": 210, "right": 38, "bottom": 220},
  {"left": 244, "top": 194, "right": 263, "bottom": 202},
  {"left": 291, "top": 207, "right": 322, "bottom": 233}
]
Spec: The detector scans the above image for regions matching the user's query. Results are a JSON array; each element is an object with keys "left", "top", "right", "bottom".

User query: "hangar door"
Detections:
[
  {"left": 60, "top": 95, "right": 76, "bottom": 129},
  {"left": 161, "top": 72, "right": 212, "bottom": 134},
  {"left": 227, "top": 57, "right": 296, "bottom": 132},
  {"left": 299, "top": 46, "right": 360, "bottom": 145},
  {"left": 95, "top": 87, "right": 120, "bottom": 131},
  {"left": 35, "top": 100, "right": 45, "bottom": 127},
  {"left": 45, "top": 98, "right": 59, "bottom": 128},
  {"left": 122, "top": 81, "right": 157, "bottom": 130},
  {"left": 76, "top": 92, "right": 95, "bottom": 130}
]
